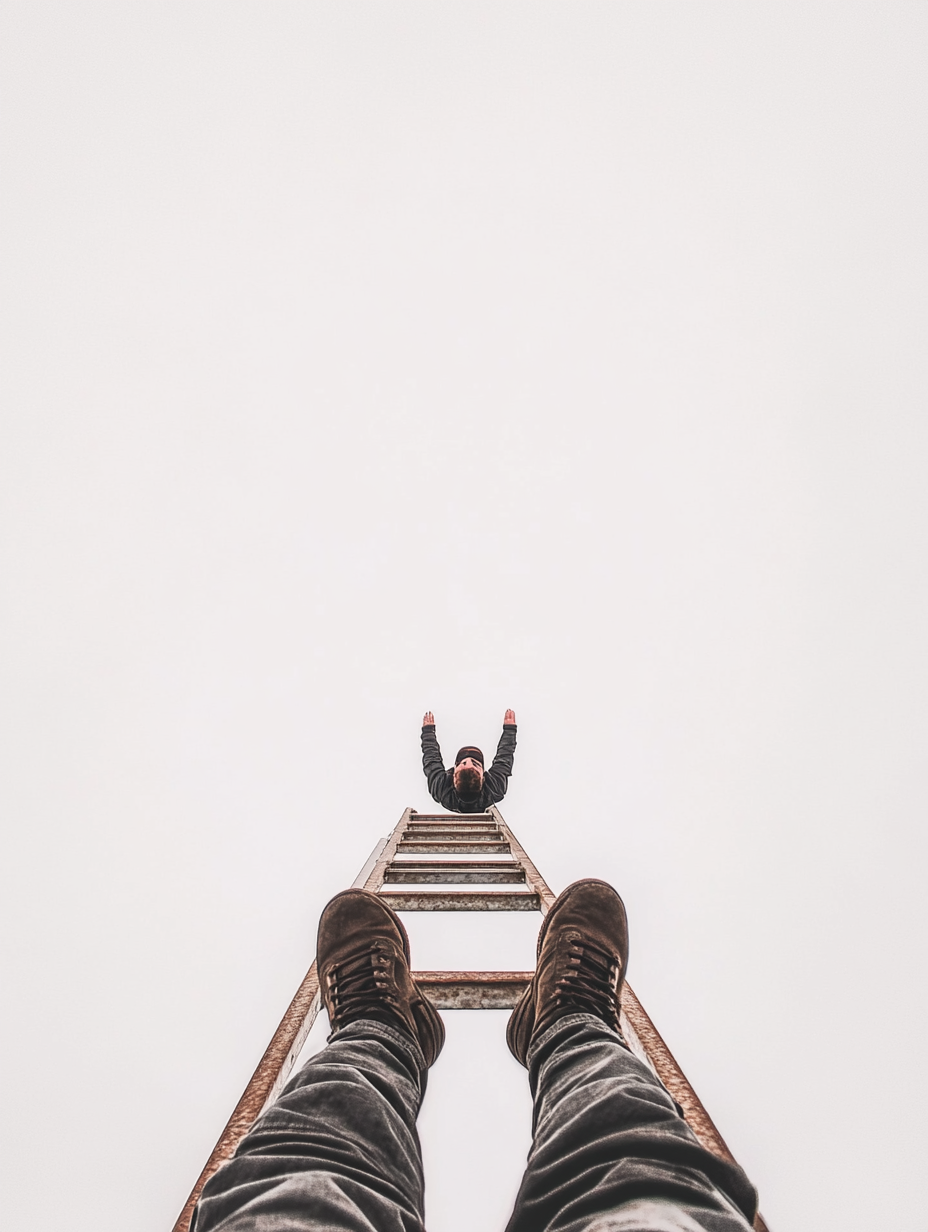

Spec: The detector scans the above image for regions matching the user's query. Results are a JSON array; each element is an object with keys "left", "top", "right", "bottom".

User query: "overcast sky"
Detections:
[{"left": 2, "top": 6, "right": 927, "bottom": 1232}]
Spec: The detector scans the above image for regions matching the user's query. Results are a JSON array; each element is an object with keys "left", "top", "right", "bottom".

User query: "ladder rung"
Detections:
[
  {"left": 404, "top": 827, "right": 500, "bottom": 837},
  {"left": 405, "top": 823, "right": 500, "bottom": 831},
  {"left": 398, "top": 841, "right": 511, "bottom": 854},
  {"left": 378, "top": 890, "right": 540, "bottom": 911},
  {"left": 384, "top": 862, "right": 526, "bottom": 884},
  {"left": 409, "top": 813, "right": 494, "bottom": 822},
  {"left": 412, "top": 970, "right": 533, "bottom": 1009},
  {"left": 406, "top": 822, "right": 499, "bottom": 831},
  {"left": 401, "top": 837, "right": 502, "bottom": 847}
]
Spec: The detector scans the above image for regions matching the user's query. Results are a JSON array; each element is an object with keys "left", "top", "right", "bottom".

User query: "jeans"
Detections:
[{"left": 192, "top": 1014, "right": 757, "bottom": 1232}]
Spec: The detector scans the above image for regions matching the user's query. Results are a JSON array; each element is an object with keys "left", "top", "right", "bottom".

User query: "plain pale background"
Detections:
[{"left": 2, "top": 5, "right": 927, "bottom": 1231}]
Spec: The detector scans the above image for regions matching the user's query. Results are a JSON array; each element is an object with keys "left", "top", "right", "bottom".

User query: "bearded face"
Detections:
[{"left": 453, "top": 763, "right": 484, "bottom": 798}]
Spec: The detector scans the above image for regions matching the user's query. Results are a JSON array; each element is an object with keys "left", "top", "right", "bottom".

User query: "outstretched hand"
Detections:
[
  {"left": 503, "top": 709, "right": 516, "bottom": 726},
  {"left": 423, "top": 711, "right": 435, "bottom": 726}
]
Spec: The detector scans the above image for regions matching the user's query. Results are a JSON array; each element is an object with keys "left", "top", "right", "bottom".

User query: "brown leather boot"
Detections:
[
  {"left": 316, "top": 888, "right": 445, "bottom": 1067},
  {"left": 506, "top": 878, "right": 628, "bottom": 1066}
]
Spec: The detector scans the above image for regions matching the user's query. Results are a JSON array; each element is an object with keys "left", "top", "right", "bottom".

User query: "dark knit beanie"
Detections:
[{"left": 455, "top": 746, "right": 484, "bottom": 767}]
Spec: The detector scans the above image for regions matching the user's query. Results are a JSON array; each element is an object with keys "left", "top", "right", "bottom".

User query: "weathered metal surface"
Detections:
[
  {"left": 491, "top": 808, "right": 558, "bottom": 913},
  {"left": 362, "top": 809, "right": 412, "bottom": 894},
  {"left": 409, "top": 812, "right": 494, "bottom": 822},
  {"left": 404, "top": 838, "right": 503, "bottom": 847},
  {"left": 351, "top": 836, "right": 389, "bottom": 891},
  {"left": 384, "top": 862, "right": 526, "bottom": 884},
  {"left": 379, "top": 889, "right": 540, "bottom": 911},
  {"left": 398, "top": 840, "right": 511, "bottom": 854},
  {"left": 406, "top": 821, "right": 498, "bottom": 831},
  {"left": 171, "top": 960, "right": 322, "bottom": 1232},
  {"left": 406, "top": 821, "right": 500, "bottom": 829},
  {"left": 400, "top": 834, "right": 504, "bottom": 843},
  {"left": 403, "top": 834, "right": 503, "bottom": 845},
  {"left": 413, "top": 970, "right": 533, "bottom": 1009},
  {"left": 484, "top": 809, "right": 773, "bottom": 1224},
  {"left": 406, "top": 829, "right": 499, "bottom": 837},
  {"left": 172, "top": 814, "right": 414, "bottom": 1232},
  {"left": 621, "top": 986, "right": 772, "bottom": 1232},
  {"left": 399, "top": 827, "right": 500, "bottom": 837}
]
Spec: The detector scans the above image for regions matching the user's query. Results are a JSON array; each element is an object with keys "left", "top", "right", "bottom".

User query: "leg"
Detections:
[
  {"left": 193, "top": 890, "right": 445, "bottom": 1232},
  {"left": 193, "top": 1019, "right": 429, "bottom": 1232},
  {"left": 507, "top": 1012, "right": 755, "bottom": 1232},
  {"left": 506, "top": 881, "right": 758, "bottom": 1232}
]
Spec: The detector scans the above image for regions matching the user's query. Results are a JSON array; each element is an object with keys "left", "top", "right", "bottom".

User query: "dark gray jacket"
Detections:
[{"left": 420, "top": 723, "right": 517, "bottom": 813}]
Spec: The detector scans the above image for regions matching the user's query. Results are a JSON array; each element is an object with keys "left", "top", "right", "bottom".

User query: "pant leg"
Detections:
[
  {"left": 505, "top": 1013, "right": 758, "bottom": 1232},
  {"left": 192, "top": 1018, "right": 429, "bottom": 1232}
]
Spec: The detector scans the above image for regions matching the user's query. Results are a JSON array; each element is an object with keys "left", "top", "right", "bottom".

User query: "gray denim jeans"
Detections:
[{"left": 192, "top": 1014, "right": 757, "bottom": 1232}]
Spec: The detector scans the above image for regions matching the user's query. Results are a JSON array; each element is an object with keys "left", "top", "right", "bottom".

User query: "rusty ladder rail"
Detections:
[{"left": 173, "top": 806, "right": 767, "bottom": 1232}]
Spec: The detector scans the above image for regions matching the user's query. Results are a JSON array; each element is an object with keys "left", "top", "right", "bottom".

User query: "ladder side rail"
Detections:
[
  {"left": 362, "top": 807, "right": 412, "bottom": 892},
  {"left": 618, "top": 988, "right": 756, "bottom": 1186},
  {"left": 172, "top": 814, "right": 412, "bottom": 1232},
  {"left": 175, "top": 805, "right": 768, "bottom": 1232},
  {"left": 493, "top": 807, "right": 670, "bottom": 1087},
  {"left": 171, "top": 962, "right": 321, "bottom": 1232},
  {"left": 491, "top": 807, "right": 557, "bottom": 911},
  {"left": 490, "top": 808, "right": 768, "bottom": 1232},
  {"left": 259, "top": 833, "right": 392, "bottom": 1113}
]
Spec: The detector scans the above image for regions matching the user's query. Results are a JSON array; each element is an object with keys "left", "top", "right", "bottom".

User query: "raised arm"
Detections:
[
  {"left": 484, "top": 709, "right": 517, "bottom": 804},
  {"left": 421, "top": 712, "right": 450, "bottom": 805}
]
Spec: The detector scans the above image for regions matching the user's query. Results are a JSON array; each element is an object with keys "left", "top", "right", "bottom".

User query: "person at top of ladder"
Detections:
[{"left": 420, "top": 708, "right": 517, "bottom": 813}]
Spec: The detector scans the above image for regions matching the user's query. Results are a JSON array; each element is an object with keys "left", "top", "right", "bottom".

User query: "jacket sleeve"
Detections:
[
  {"left": 483, "top": 724, "right": 517, "bottom": 805},
  {"left": 421, "top": 724, "right": 452, "bottom": 807}
]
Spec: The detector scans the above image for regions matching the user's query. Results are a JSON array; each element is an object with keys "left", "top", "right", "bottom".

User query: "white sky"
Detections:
[{"left": 2, "top": 6, "right": 927, "bottom": 1231}]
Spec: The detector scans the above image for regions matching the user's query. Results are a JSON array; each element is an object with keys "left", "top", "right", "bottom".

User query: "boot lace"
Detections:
[
  {"left": 325, "top": 943, "right": 400, "bottom": 1028},
  {"left": 555, "top": 935, "right": 621, "bottom": 1027}
]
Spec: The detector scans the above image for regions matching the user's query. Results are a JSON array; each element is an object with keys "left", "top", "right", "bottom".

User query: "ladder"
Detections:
[{"left": 174, "top": 806, "right": 767, "bottom": 1232}]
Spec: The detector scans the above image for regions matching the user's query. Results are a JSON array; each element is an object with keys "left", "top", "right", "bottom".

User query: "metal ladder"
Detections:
[{"left": 175, "top": 806, "right": 767, "bottom": 1232}]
